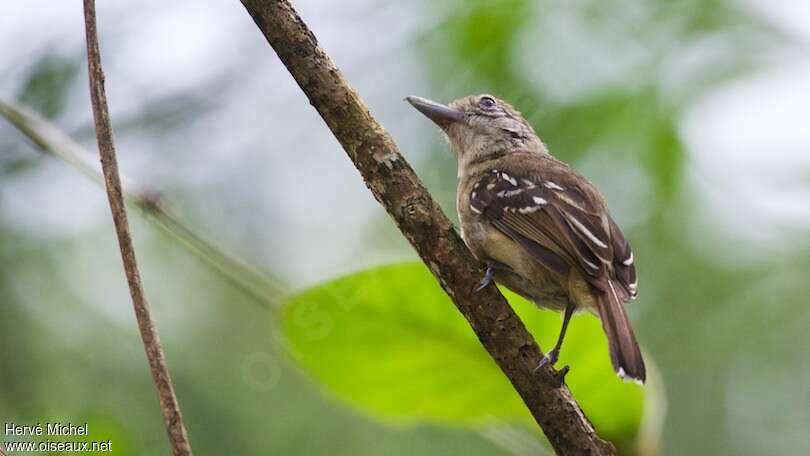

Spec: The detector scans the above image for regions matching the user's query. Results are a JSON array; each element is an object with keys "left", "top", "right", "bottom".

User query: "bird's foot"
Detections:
[
  {"left": 474, "top": 265, "right": 496, "bottom": 292},
  {"left": 534, "top": 351, "right": 569, "bottom": 386},
  {"left": 533, "top": 348, "right": 560, "bottom": 372}
]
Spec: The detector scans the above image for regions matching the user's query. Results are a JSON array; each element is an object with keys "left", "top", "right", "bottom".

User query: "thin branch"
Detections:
[
  {"left": 239, "top": 1, "right": 614, "bottom": 454},
  {"left": 0, "top": 100, "right": 284, "bottom": 308},
  {"left": 82, "top": 1, "right": 192, "bottom": 455}
]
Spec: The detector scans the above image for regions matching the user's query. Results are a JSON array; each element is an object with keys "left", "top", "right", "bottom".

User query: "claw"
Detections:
[
  {"left": 475, "top": 265, "right": 495, "bottom": 292},
  {"left": 533, "top": 348, "right": 560, "bottom": 372}
]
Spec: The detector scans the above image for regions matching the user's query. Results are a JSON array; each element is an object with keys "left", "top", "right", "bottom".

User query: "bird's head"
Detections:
[{"left": 406, "top": 94, "right": 545, "bottom": 173}]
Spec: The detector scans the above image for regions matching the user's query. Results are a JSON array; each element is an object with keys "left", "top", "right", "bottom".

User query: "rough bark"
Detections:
[
  {"left": 239, "top": 1, "right": 615, "bottom": 454},
  {"left": 82, "top": 1, "right": 192, "bottom": 455}
]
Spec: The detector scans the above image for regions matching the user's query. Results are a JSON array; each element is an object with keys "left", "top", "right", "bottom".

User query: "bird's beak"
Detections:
[{"left": 405, "top": 96, "right": 465, "bottom": 129}]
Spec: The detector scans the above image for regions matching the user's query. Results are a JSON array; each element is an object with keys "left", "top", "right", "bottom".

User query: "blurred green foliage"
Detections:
[
  {"left": 2, "top": 0, "right": 809, "bottom": 455},
  {"left": 0, "top": 225, "right": 511, "bottom": 456},
  {"left": 16, "top": 54, "right": 79, "bottom": 119},
  {"left": 283, "top": 263, "right": 648, "bottom": 448},
  {"left": 413, "top": 1, "right": 809, "bottom": 454}
]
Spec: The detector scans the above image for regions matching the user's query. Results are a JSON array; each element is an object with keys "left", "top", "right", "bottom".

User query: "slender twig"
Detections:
[
  {"left": 240, "top": 1, "right": 613, "bottom": 454},
  {"left": 0, "top": 100, "right": 284, "bottom": 308},
  {"left": 82, "top": 1, "right": 192, "bottom": 454}
]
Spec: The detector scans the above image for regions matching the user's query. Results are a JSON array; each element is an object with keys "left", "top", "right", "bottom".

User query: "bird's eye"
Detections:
[{"left": 479, "top": 96, "right": 496, "bottom": 109}]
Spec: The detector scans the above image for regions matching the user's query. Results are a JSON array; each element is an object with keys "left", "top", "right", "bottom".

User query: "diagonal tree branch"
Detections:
[
  {"left": 239, "top": 0, "right": 614, "bottom": 454},
  {"left": 82, "top": 1, "right": 192, "bottom": 454}
]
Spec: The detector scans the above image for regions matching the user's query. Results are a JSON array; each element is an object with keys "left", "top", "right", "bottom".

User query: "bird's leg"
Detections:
[
  {"left": 474, "top": 259, "right": 510, "bottom": 292},
  {"left": 535, "top": 301, "right": 575, "bottom": 370}
]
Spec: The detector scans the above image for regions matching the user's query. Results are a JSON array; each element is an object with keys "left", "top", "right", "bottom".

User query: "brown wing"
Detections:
[
  {"left": 470, "top": 154, "right": 645, "bottom": 381},
  {"left": 469, "top": 156, "right": 637, "bottom": 299},
  {"left": 607, "top": 215, "right": 638, "bottom": 299}
]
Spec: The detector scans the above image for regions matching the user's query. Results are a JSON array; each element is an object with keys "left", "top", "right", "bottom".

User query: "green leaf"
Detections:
[
  {"left": 16, "top": 54, "right": 79, "bottom": 119},
  {"left": 282, "top": 263, "right": 649, "bottom": 444}
]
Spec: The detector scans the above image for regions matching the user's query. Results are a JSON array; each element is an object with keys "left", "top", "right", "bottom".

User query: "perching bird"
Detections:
[{"left": 406, "top": 94, "right": 645, "bottom": 383}]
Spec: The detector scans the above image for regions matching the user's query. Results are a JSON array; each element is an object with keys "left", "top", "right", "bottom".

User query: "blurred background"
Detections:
[{"left": 1, "top": 0, "right": 809, "bottom": 454}]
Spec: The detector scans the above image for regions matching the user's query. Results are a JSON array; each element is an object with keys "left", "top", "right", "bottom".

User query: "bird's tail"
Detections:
[{"left": 596, "top": 281, "right": 646, "bottom": 383}]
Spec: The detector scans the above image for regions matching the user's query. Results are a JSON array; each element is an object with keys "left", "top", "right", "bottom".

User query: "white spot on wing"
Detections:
[
  {"left": 470, "top": 203, "right": 482, "bottom": 214},
  {"left": 565, "top": 213, "right": 608, "bottom": 248},
  {"left": 532, "top": 196, "right": 547, "bottom": 205},
  {"left": 617, "top": 367, "right": 644, "bottom": 385},
  {"left": 501, "top": 172, "right": 518, "bottom": 186},
  {"left": 497, "top": 188, "right": 524, "bottom": 197},
  {"left": 518, "top": 206, "right": 540, "bottom": 214},
  {"left": 583, "top": 258, "right": 600, "bottom": 270},
  {"left": 557, "top": 192, "right": 589, "bottom": 211},
  {"left": 623, "top": 251, "right": 634, "bottom": 266},
  {"left": 544, "top": 181, "right": 564, "bottom": 191}
]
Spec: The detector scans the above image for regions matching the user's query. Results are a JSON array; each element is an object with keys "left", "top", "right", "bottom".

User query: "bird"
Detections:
[{"left": 405, "top": 94, "right": 645, "bottom": 383}]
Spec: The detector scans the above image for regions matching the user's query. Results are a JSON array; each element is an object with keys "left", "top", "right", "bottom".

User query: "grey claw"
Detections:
[
  {"left": 533, "top": 349, "right": 560, "bottom": 372},
  {"left": 475, "top": 266, "right": 495, "bottom": 292}
]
